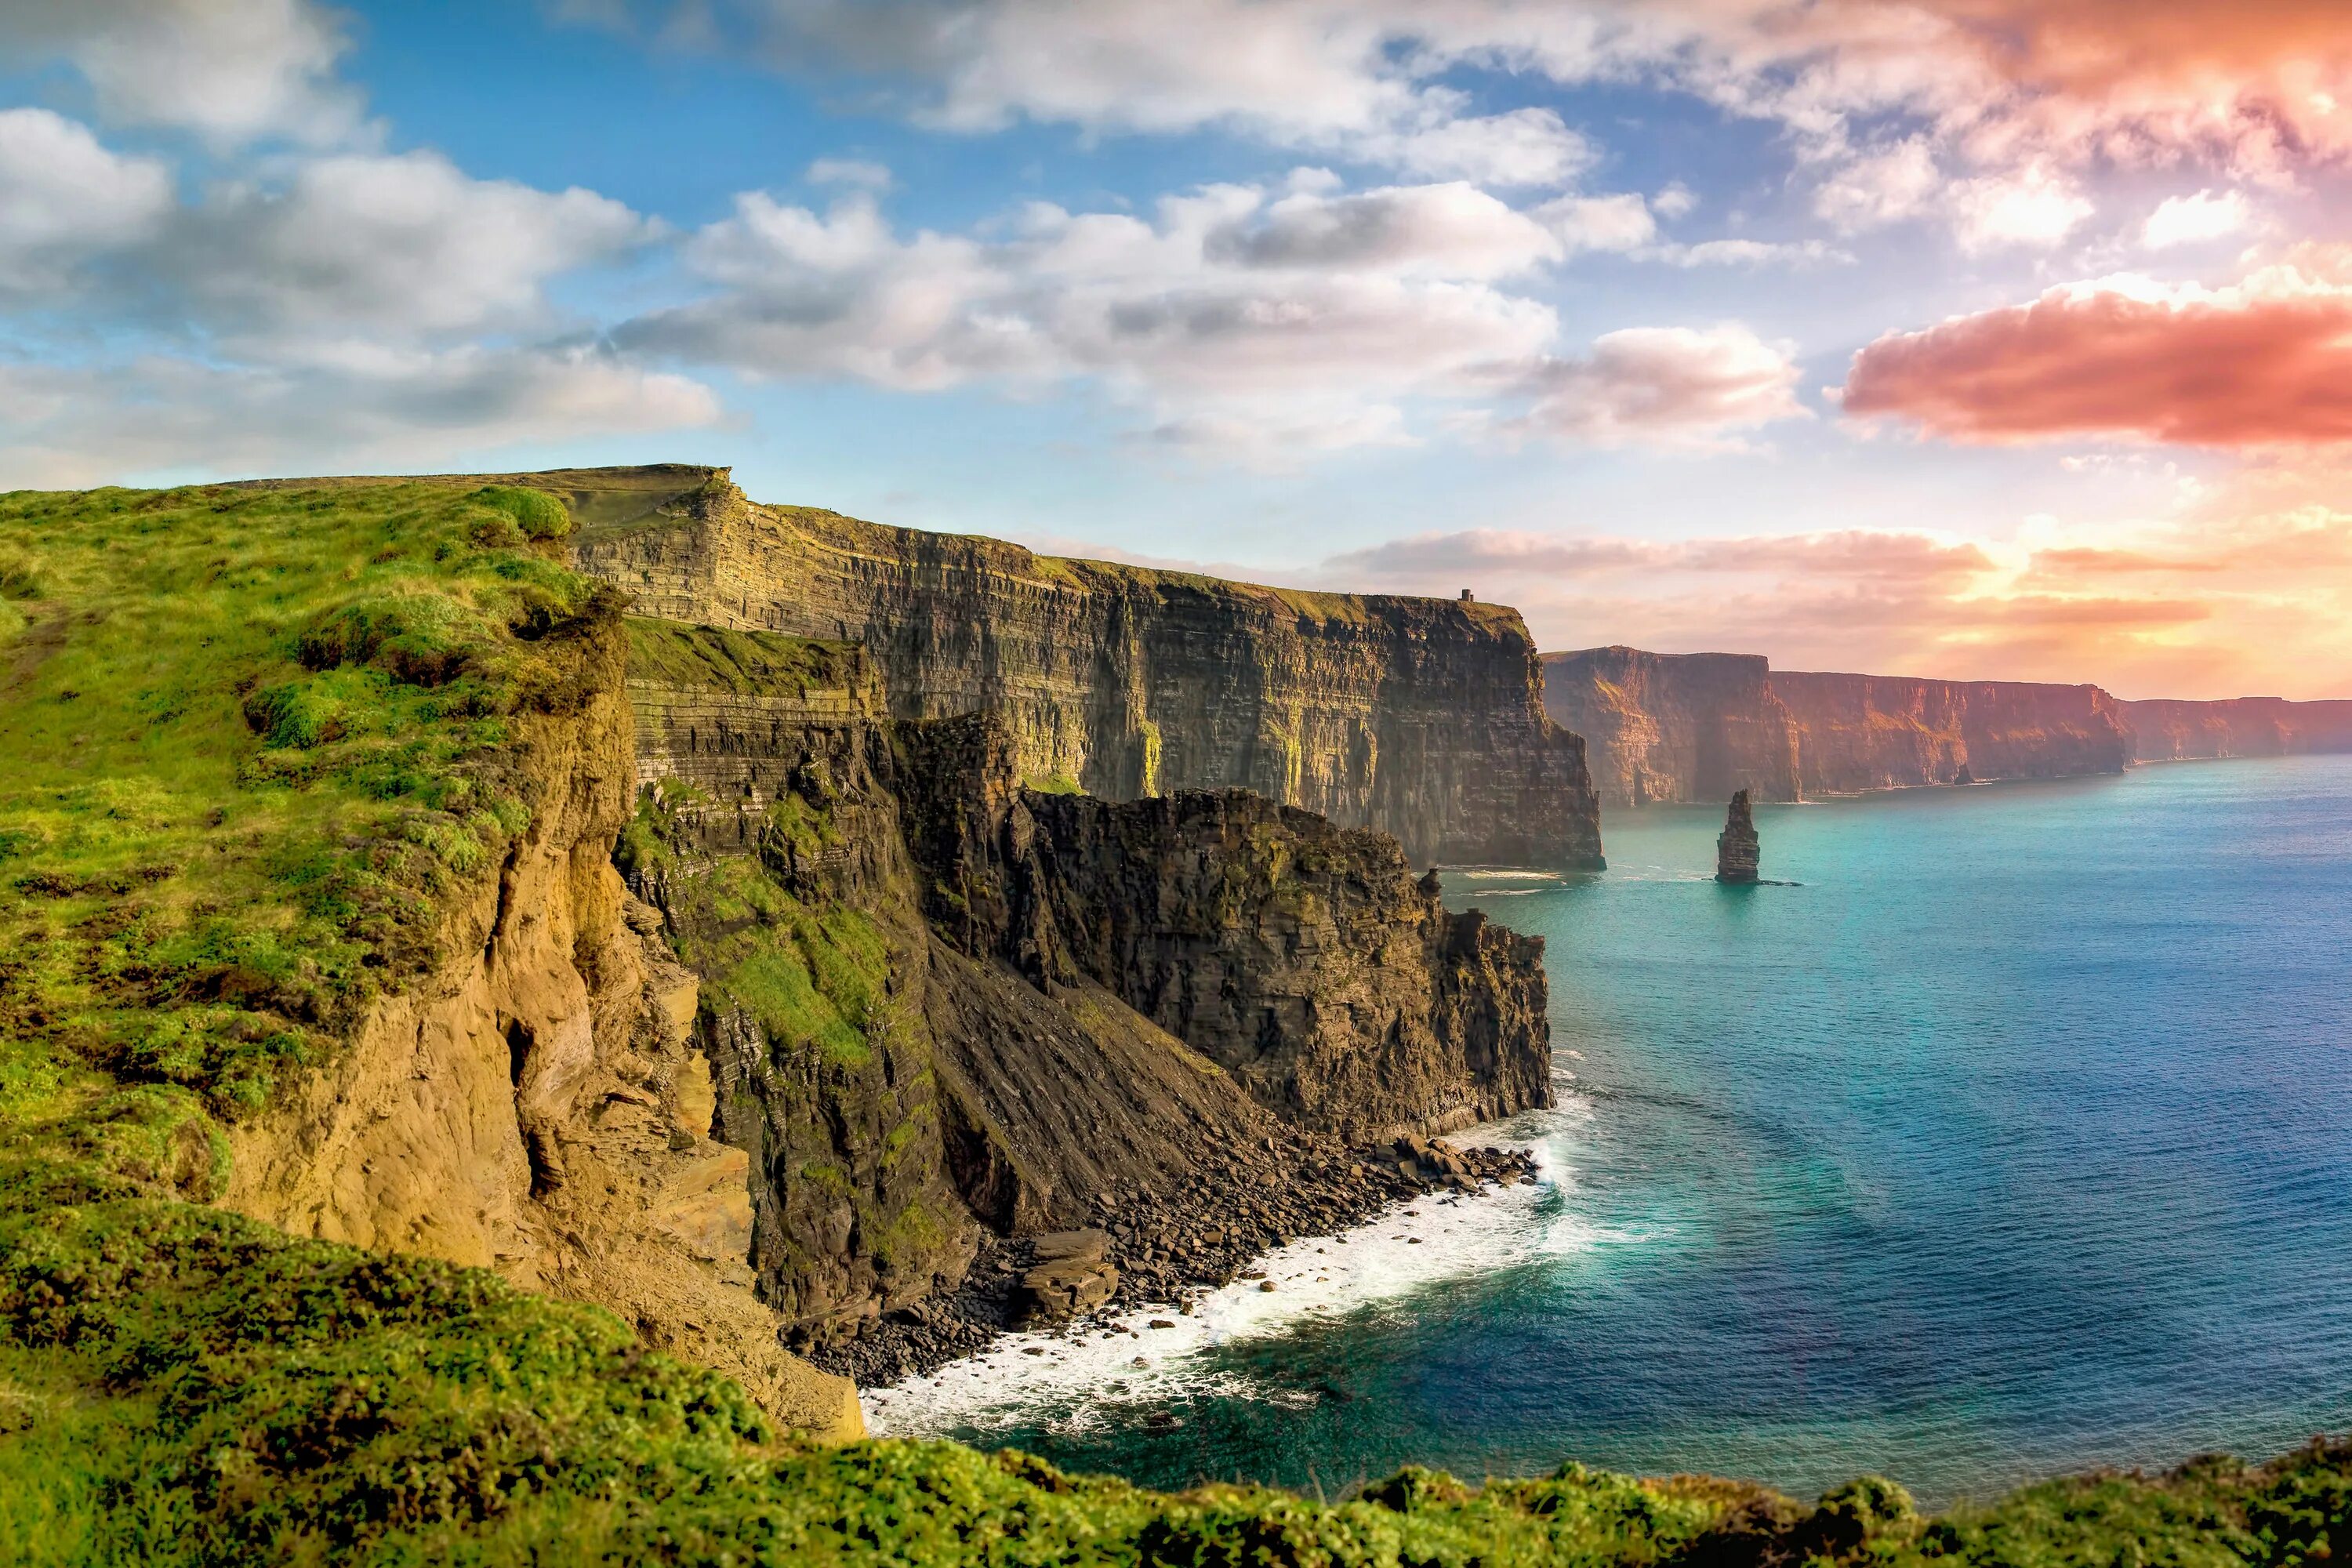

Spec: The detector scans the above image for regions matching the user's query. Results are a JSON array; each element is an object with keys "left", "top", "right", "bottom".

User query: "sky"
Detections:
[{"left": 5, "top": 2, "right": 2352, "bottom": 698}]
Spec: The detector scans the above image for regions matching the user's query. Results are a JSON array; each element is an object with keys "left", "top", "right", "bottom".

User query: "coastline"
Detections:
[
  {"left": 811, "top": 1131, "right": 1541, "bottom": 1388},
  {"left": 864, "top": 1118, "right": 1574, "bottom": 1443}
]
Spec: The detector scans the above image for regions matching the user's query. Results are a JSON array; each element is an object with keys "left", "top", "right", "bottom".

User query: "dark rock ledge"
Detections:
[{"left": 807, "top": 1133, "right": 1538, "bottom": 1387}]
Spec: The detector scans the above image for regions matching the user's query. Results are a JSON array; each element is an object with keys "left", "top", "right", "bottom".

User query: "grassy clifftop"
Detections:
[{"left": 0, "top": 474, "right": 2347, "bottom": 1563}]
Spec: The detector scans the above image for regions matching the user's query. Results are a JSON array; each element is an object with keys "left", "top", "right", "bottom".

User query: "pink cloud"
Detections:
[{"left": 1844, "top": 253, "right": 2352, "bottom": 447}]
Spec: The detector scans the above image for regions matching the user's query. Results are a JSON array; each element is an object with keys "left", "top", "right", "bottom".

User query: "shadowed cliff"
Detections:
[{"left": 619, "top": 619, "right": 1552, "bottom": 1361}]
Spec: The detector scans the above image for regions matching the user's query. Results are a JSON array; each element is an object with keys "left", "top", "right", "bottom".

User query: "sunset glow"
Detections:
[{"left": 5, "top": 1, "right": 2352, "bottom": 695}]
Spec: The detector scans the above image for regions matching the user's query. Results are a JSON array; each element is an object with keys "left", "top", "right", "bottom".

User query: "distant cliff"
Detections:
[
  {"left": 573, "top": 468, "right": 1602, "bottom": 869},
  {"left": 2121, "top": 698, "right": 2352, "bottom": 761},
  {"left": 1548, "top": 646, "right": 2352, "bottom": 807},
  {"left": 1538, "top": 647, "right": 1799, "bottom": 808},
  {"left": 1771, "top": 670, "right": 2131, "bottom": 794}
]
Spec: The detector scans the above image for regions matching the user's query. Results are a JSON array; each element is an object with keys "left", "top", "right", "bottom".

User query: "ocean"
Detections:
[{"left": 867, "top": 755, "right": 2352, "bottom": 1509}]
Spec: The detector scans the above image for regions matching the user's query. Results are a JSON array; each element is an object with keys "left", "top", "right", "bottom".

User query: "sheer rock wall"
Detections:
[{"left": 575, "top": 469, "right": 1602, "bottom": 869}]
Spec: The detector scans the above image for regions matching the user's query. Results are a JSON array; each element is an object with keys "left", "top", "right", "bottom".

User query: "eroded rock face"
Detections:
[
  {"left": 622, "top": 622, "right": 1554, "bottom": 1347},
  {"left": 223, "top": 608, "right": 863, "bottom": 1441},
  {"left": 1542, "top": 647, "right": 1799, "bottom": 810},
  {"left": 1545, "top": 646, "right": 2135, "bottom": 803},
  {"left": 1716, "top": 791, "right": 1759, "bottom": 884},
  {"left": 574, "top": 469, "right": 1602, "bottom": 869},
  {"left": 1773, "top": 671, "right": 2131, "bottom": 793}
]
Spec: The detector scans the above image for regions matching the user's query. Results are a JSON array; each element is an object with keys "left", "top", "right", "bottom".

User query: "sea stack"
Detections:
[{"left": 1716, "top": 789, "right": 1760, "bottom": 884}]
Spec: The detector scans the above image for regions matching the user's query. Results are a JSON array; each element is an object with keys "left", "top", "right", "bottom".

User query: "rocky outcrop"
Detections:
[
  {"left": 619, "top": 618, "right": 1552, "bottom": 1367},
  {"left": 222, "top": 603, "right": 863, "bottom": 1440},
  {"left": 1541, "top": 648, "right": 1799, "bottom": 808},
  {"left": 1716, "top": 792, "right": 1759, "bottom": 884},
  {"left": 935, "top": 773, "right": 1551, "bottom": 1139},
  {"left": 1545, "top": 646, "right": 2132, "bottom": 804},
  {"left": 2120, "top": 698, "right": 2352, "bottom": 760},
  {"left": 572, "top": 467, "right": 1602, "bottom": 869}
]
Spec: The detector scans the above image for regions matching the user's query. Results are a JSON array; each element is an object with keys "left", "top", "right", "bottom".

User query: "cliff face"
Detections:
[
  {"left": 573, "top": 469, "right": 1602, "bottom": 869},
  {"left": 1773, "top": 671, "right": 2132, "bottom": 793},
  {"left": 1545, "top": 647, "right": 2135, "bottom": 804},
  {"left": 913, "top": 750, "right": 1550, "bottom": 1139},
  {"left": 2121, "top": 698, "right": 2352, "bottom": 760},
  {"left": 220, "top": 604, "right": 865, "bottom": 1439},
  {"left": 619, "top": 619, "right": 1552, "bottom": 1345},
  {"left": 1541, "top": 648, "right": 1799, "bottom": 808}
]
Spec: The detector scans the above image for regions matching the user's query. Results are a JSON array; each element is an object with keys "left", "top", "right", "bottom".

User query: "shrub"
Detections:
[{"left": 473, "top": 485, "right": 572, "bottom": 542}]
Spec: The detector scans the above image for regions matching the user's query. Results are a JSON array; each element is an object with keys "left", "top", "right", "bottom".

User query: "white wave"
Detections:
[
  {"left": 864, "top": 1106, "right": 1620, "bottom": 1440},
  {"left": 1456, "top": 869, "right": 1563, "bottom": 880}
]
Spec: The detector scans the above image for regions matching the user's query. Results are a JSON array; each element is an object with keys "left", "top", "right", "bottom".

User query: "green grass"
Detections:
[
  {"left": 3, "top": 1155, "right": 2347, "bottom": 1568},
  {"left": 626, "top": 795, "right": 891, "bottom": 1067},
  {"left": 5, "top": 474, "right": 2351, "bottom": 1565},
  {"left": 624, "top": 616, "right": 862, "bottom": 695},
  {"left": 0, "top": 480, "right": 603, "bottom": 1122}
]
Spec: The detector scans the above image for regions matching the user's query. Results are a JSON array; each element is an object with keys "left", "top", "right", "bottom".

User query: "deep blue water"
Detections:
[{"left": 898, "top": 757, "right": 2352, "bottom": 1508}]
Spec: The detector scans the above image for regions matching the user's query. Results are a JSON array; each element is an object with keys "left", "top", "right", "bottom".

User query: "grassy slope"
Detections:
[{"left": 0, "top": 477, "right": 2347, "bottom": 1563}]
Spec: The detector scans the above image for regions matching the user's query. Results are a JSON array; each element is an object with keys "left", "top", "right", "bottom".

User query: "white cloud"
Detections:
[
  {"left": 622, "top": 181, "right": 1564, "bottom": 428},
  {"left": 177, "top": 151, "right": 656, "bottom": 339},
  {"left": 2141, "top": 189, "right": 2251, "bottom": 250},
  {"left": 1951, "top": 162, "right": 2093, "bottom": 252},
  {"left": 0, "top": 110, "right": 172, "bottom": 293},
  {"left": 1651, "top": 181, "right": 1698, "bottom": 220},
  {"left": 645, "top": 0, "right": 2352, "bottom": 206},
  {"left": 1206, "top": 183, "right": 1563, "bottom": 278},
  {"left": 1507, "top": 325, "right": 1808, "bottom": 448},
  {"left": 808, "top": 156, "right": 894, "bottom": 188},
  {"left": 1655, "top": 238, "right": 1851, "bottom": 268},
  {"left": 1359, "top": 106, "right": 1594, "bottom": 187},
  {"left": 616, "top": 178, "right": 1809, "bottom": 456},
  {"left": 0, "top": 0, "right": 361, "bottom": 147},
  {"left": 1813, "top": 138, "right": 1940, "bottom": 232},
  {"left": 0, "top": 346, "right": 720, "bottom": 488},
  {"left": 1532, "top": 193, "right": 1658, "bottom": 256}
]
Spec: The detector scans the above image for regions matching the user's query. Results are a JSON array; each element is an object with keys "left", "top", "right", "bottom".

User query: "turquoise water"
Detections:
[{"left": 902, "top": 757, "right": 2352, "bottom": 1508}]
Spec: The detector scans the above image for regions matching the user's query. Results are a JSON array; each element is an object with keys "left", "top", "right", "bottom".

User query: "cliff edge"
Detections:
[{"left": 569, "top": 466, "right": 1604, "bottom": 869}]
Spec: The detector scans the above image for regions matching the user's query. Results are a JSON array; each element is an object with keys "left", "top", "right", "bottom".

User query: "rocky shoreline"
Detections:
[{"left": 807, "top": 1134, "right": 1538, "bottom": 1386}]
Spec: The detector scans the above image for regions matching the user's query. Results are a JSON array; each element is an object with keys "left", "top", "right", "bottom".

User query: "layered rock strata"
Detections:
[
  {"left": 2120, "top": 697, "right": 2352, "bottom": 760},
  {"left": 574, "top": 467, "right": 1602, "bottom": 869},
  {"left": 222, "top": 601, "right": 863, "bottom": 1439},
  {"left": 620, "top": 618, "right": 1552, "bottom": 1379},
  {"left": 1540, "top": 647, "right": 1799, "bottom": 808},
  {"left": 1545, "top": 648, "right": 2136, "bottom": 805}
]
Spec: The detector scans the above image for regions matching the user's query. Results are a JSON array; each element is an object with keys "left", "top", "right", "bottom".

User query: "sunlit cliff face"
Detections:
[{"left": 3, "top": 0, "right": 2350, "bottom": 695}]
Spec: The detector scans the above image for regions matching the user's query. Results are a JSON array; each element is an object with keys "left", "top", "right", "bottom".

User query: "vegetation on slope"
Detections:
[
  {"left": 2, "top": 475, "right": 2347, "bottom": 1564},
  {"left": 5, "top": 1148, "right": 2350, "bottom": 1568},
  {"left": 0, "top": 478, "right": 604, "bottom": 1131}
]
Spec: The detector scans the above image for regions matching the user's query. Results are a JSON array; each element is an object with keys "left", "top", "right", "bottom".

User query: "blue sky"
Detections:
[{"left": 5, "top": 1, "right": 2351, "bottom": 695}]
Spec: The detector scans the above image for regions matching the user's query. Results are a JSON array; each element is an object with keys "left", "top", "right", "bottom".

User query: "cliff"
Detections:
[
  {"left": 0, "top": 477, "right": 862, "bottom": 1439},
  {"left": 570, "top": 466, "right": 1603, "bottom": 869},
  {"left": 1541, "top": 647, "right": 1800, "bottom": 808},
  {"left": 619, "top": 617, "right": 1552, "bottom": 1356},
  {"left": 2120, "top": 697, "right": 2352, "bottom": 760},
  {"left": 1548, "top": 643, "right": 2352, "bottom": 807},
  {"left": 1544, "top": 648, "right": 2133, "bottom": 805},
  {"left": 1772, "top": 670, "right": 2131, "bottom": 793}
]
